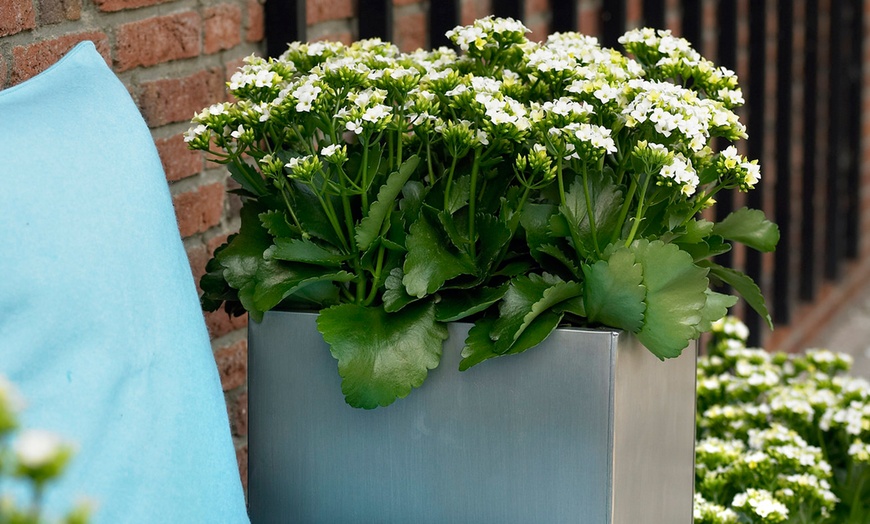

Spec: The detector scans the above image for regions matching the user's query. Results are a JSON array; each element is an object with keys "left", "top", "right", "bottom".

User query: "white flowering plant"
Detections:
[
  {"left": 695, "top": 317, "right": 870, "bottom": 523},
  {"left": 0, "top": 377, "right": 89, "bottom": 524},
  {"left": 191, "top": 17, "right": 778, "bottom": 409}
]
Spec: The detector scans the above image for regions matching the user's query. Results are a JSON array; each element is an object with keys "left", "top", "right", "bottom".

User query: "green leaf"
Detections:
[
  {"left": 266, "top": 238, "right": 350, "bottom": 267},
  {"left": 702, "top": 262, "right": 773, "bottom": 330},
  {"left": 559, "top": 174, "right": 624, "bottom": 256},
  {"left": 680, "top": 219, "right": 714, "bottom": 244},
  {"left": 631, "top": 240, "right": 710, "bottom": 359},
  {"left": 712, "top": 207, "right": 780, "bottom": 252},
  {"left": 259, "top": 211, "right": 298, "bottom": 238},
  {"left": 697, "top": 289, "right": 738, "bottom": 333},
  {"left": 475, "top": 213, "right": 511, "bottom": 272},
  {"left": 227, "top": 161, "right": 269, "bottom": 197},
  {"left": 459, "top": 311, "right": 563, "bottom": 371},
  {"left": 582, "top": 247, "right": 646, "bottom": 333},
  {"left": 216, "top": 203, "right": 273, "bottom": 321},
  {"left": 491, "top": 274, "right": 583, "bottom": 354},
  {"left": 317, "top": 301, "right": 448, "bottom": 409},
  {"left": 519, "top": 203, "right": 558, "bottom": 251},
  {"left": 251, "top": 261, "right": 354, "bottom": 312},
  {"left": 446, "top": 174, "right": 471, "bottom": 214},
  {"left": 435, "top": 284, "right": 509, "bottom": 322},
  {"left": 293, "top": 184, "right": 344, "bottom": 248},
  {"left": 383, "top": 267, "right": 419, "bottom": 312},
  {"left": 402, "top": 213, "right": 476, "bottom": 298},
  {"left": 355, "top": 155, "right": 419, "bottom": 251},
  {"left": 536, "top": 244, "right": 582, "bottom": 279}
]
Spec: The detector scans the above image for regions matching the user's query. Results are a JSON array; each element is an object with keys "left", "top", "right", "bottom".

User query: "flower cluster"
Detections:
[
  {"left": 695, "top": 317, "right": 870, "bottom": 523},
  {"left": 191, "top": 18, "right": 776, "bottom": 409},
  {"left": 0, "top": 376, "right": 90, "bottom": 523}
]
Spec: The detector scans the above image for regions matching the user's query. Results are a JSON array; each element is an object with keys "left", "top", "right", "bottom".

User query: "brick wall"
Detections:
[{"left": 2, "top": 0, "right": 869, "bottom": 496}]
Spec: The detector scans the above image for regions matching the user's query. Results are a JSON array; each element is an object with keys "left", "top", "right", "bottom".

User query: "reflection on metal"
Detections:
[{"left": 248, "top": 311, "right": 696, "bottom": 524}]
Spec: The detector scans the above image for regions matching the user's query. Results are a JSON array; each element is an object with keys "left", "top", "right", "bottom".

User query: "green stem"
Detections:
[
  {"left": 360, "top": 145, "right": 370, "bottom": 211},
  {"left": 680, "top": 184, "right": 724, "bottom": 227},
  {"left": 468, "top": 148, "right": 482, "bottom": 259},
  {"left": 277, "top": 180, "right": 305, "bottom": 235},
  {"left": 443, "top": 155, "right": 459, "bottom": 209},
  {"left": 557, "top": 157, "right": 587, "bottom": 261},
  {"left": 581, "top": 162, "right": 601, "bottom": 256},
  {"left": 624, "top": 174, "right": 652, "bottom": 247},
  {"left": 611, "top": 177, "right": 638, "bottom": 245}
]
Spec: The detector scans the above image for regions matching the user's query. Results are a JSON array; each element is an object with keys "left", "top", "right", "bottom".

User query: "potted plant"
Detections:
[{"left": 188, "top": 17, "right": 778, "bottom": 523}]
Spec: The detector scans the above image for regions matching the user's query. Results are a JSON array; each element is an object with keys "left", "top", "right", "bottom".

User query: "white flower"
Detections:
[
  {"left": 320, "top": 144, "right": 340, "bottom": 158},
  {"left": 183, "top": 124, "right": 208, "bottom": 143},
  {"left": 14, "top": 430, "right": 65, "bottom": 468}
]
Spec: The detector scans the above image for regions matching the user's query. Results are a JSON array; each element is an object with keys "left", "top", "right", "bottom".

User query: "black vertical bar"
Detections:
[
  {"left": 358, "top": 0, "right": 393, "bottom": 41},
  {"left": 264, "top": 0, "right": 306, "bottom": 58},
  {"left": 825, "top": 0, "right": 845, "bottom": 279},
  {"left": 773, "top": 1, "right": 794, "bottom": 324},
  {"left": 715, "top": 0, "right": 738, "bottom": 274},
  {"left": 681, "top": 0, "right": 702, "bottom": 49},
  {"left": 429, "top": 0, "right": 461, "bottom": 48},
  {"left": 550, "top": 0, "right": 578, "bottom": 34},
  {"left": 800, "top": 0, "right": 820, "bottom": 300},
  {"left": 744, "top": 0, "right": 767, "bottom": 345},
  {"left": 844, "top": 0, "right": 863, "bottom": 258},
  {"left": 601, "top": 0, "right": 627, "bottom": 48},
  {"left": 493, "top": 0, "right": 524, "bottom": 20},
  {"left": 643, "top": 0, "right": 666, "bottom": 29}
]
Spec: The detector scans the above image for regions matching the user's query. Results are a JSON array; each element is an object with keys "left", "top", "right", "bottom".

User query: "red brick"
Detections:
[
  {"left": 246, "top": 0, "right": 264, "bottom": 42},
  {"left": 204, "top": 4, "right": 242, "bottom": 54},
  {"left": 215, "top": 339, "right": 247, "bottom": 391},
  {"left": 393, "top": 0, "right": 420, "bottom": 5},
  {"left": 0, "top": 55, "right": 6, "bottom": 87},
  {"left": 156, "top": 133, "right": 203, "bottom": 182},
  {"left": 526, "top": 0, "right": 548, "bottom": 17},
  {"left": 186, "top": 243, "right": 209, "bottom": 291},
  {"left": 236, "top": 444, "right": 248, "bottom": 491},
  {"left": 38, "top": 0, "right": 80, "bottom": 24},
  {"left": 139, "top": 68, "right": 225, "bottom": 127},
  {"left": 11, "top": 32, "right": 110, "bottom": 85},
  {"left": 93, "top": 0, "right": 173, "bottom": 12},
  {"left": 306, "top": 0, "right": 353, "bottom": 25},
  {"left": 0, "top": 0, "right": 35, "bottom": 37},
  {"left": 394, "top": 11, "right": 426, "bottom": 52},
  {"left": 173, "top": 182, "right": 225, "bottom": 237},
  {"left": 115, "top": 11, "right": 201, "bottom": 72},
  {"left": 231, "top": 391, "right": 248, "bottom": 437},
  {"left": 205, "top": 309, "right": 248, "bottom": 338}
]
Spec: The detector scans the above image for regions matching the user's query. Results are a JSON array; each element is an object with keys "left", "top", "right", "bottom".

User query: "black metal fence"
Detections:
[{"left": 264, "top": 0, "right": 864, "bottom": 345}]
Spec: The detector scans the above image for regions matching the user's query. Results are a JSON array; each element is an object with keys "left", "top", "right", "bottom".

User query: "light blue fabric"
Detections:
[{"left": 0, "top": 41, "right": 249, "bottom": 522}]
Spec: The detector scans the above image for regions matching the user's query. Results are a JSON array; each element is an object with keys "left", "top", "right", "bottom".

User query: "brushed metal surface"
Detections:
[{"left": 248, "top": 311, "right": 695, "bottom": 523}]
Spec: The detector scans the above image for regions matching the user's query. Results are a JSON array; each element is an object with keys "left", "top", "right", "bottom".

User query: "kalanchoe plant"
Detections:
[
  {"left": 190, "top": 17, "right": 778, "bottom": 409},
  {"left": 695, "top": 317, "right": 870, "bottom": 524}
]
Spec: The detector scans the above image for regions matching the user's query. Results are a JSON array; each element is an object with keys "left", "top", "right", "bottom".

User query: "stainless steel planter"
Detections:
[{"left": 248, "top": 311, "right": 696, "bottom": 523}]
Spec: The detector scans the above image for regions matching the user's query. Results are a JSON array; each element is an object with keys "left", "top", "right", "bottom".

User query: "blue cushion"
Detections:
[{"left": 0, "top": 41, "right": 249, "bottom": 523}]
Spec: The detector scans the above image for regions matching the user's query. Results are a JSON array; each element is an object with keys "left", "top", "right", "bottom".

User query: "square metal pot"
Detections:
[{"left": 248, "top": 311, "right": 696, "bottom": 523}]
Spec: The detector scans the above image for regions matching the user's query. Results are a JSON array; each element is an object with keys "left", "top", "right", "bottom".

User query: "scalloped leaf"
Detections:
[
  {"left": 631, "top": 240, "right": 710, "bottom": 359},
  {"left": 259, "top": 210, "right": 298, "bottom": 238},
  {"left": 317, "top": 301, "right": 447, "bottom": 409},
  {"left": 491, "top": 274, "right": 583, "bottom": 354},
  {"left": 355, "top": 155, "right": 419, "bottom": 251},
  {"left": 251, "top": 261, "right": 354, "bottom": 312},
  {"left": 702, "top": 261, "right": 773, "bottom": 330},
  {"left": 266, "top": 238, "right": 350, "bottom": 267},
  {"left": 459, "top": 311, "right": 563, "bottom": 371},
  {"left": 697, "top": 289, "right": 739, "bottom": 333},
  {"left": 558, "top": 174, "right": 624, "bottom": 256},
  {"left": 435, "top": 284, "right": 509, "bottom": 322},
  {"left": 216, "top": 203, "right": 272, "bottom": 321},
  {"left": 582, "top": 246, "right": 646, "bottom": 333},
  {"left": 402, "top": 213, "right": 476, "bottom": 298},
  {"left": 712, "top": 207, "right": 780, "bottom": 252},
  {"left": 383, "top": 267, "right": 419, "bottom": 312}
]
